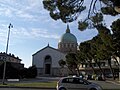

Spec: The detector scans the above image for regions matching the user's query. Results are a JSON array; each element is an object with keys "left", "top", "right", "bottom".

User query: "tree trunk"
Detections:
[
  {"left": 108, "top": 58, "right": 115, "bottom": 80},
  {"left": 66, "top": 65, "right": 75, "bottom": 75},
  {"left": 86, "top": 60, "right": 97, "bottom": 74},
  {"left": 94, "top": 59, "right": 105, "bottom": 78},
  {"left": 112, "top": 55, "right": 120, "bottom": 66}
]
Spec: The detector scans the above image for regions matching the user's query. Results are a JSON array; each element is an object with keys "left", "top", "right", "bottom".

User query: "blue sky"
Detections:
[{"left": 0, "top": 0, "right": 119, "bottom": 67}]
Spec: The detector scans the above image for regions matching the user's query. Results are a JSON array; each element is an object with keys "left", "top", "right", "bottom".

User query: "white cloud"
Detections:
[
  {"left": 11, "top": 27, "right": 60, "bottom": 40},
  {"left": 16, "top": 11, "right": 35, "bottom": 20},
  {"left": 0, "top": 0, "right": 45, "bottom": 21},
  {"left": 0, "top": 25, "right": 8, "bottom": 46},
  {"left": 0, "top": 0, "right": 59, "bottom": 25},
  {"left": 30, "top": 28, "right": 60, "bottom": 39},
  {"left": 0, "top": 25, "right": 60, "bottom": 47}
]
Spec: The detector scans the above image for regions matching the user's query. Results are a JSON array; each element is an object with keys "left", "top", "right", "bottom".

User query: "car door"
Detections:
[
  {"left": 72, "top": 78, "right": 88, "bottom": 90},
  {"left": 64, "top": 78, "right": 75, "bottom": 90},
  {"left": 61, "top": 78, "right": 75, "bottom": 90}
]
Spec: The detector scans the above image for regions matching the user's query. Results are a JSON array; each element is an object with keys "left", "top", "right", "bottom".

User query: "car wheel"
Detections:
[
  {"left": 90, "top": 88, "right": 97, "bottom": 90},
  {"left": 59, "top": 87, "right": 66, "bottom": 90}
]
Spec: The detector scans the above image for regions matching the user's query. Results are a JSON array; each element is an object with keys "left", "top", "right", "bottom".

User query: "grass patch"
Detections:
[{"left": 0, "top": 81, "right": 57, "bottom": 88}]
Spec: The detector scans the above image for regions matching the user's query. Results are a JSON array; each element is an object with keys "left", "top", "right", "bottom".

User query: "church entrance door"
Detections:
[
  {"left": 45, "top": 64, "right": 51, "bottom": 74},
  {"left": 44, "top": 55, "right": 52, "bottom": 75}
]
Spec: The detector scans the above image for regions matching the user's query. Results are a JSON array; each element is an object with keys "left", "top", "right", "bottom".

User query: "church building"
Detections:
[{"left": 32, "top": 25, "right": 78, "bottom": 76}]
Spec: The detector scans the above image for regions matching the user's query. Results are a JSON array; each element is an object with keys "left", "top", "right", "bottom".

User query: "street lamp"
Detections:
[{"left": 2, "top": 23, "right": 13, "bottom": 85}]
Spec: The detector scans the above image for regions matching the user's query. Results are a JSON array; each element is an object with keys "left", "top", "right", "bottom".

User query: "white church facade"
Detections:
[{"left": 32, "top": 25, "right": 78, "bottom": 76}]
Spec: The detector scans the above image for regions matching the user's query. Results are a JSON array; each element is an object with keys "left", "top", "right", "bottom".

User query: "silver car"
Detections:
[{"left": 56, "top": 77, "right": 102, "bottom": 90}]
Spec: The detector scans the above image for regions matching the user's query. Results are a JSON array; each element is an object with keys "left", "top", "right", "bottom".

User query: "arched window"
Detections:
[{"left": 44, "top": 55, "right": 51, "bottom": 63}]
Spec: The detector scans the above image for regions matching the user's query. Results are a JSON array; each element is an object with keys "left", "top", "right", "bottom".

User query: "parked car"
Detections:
[
  {"left": 105, "top": 73, "right": 113, "bottom": 78},
  {"left": 56, "top": 77, "right": 102, "bottom": 90}
]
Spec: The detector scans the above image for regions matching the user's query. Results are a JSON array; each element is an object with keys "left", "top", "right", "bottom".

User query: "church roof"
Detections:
[
  {"left": 59, "top": 25, "right": 77, "bottom": 43},
  {"left": 32, "top": 44, "right": 64, "bottom": 56}
]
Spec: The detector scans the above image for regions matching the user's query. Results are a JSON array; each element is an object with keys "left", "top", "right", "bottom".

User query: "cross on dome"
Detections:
[{"left": 66, "top": 24, "right": 70, "bottom": 33}]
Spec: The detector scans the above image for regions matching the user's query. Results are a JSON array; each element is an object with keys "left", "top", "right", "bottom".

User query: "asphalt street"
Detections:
[{"left": 90, "top": 80, "right": 120, "bottom": 90}]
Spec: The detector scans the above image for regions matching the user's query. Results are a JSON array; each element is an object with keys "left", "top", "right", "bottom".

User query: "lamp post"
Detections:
[{"left": 2, "top": 23, "right": 13, "bottom": 85}]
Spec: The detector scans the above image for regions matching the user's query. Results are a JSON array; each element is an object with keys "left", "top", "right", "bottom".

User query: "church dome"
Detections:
[{"left": 59, "top": 25, "right": 77, "bottom": 43}]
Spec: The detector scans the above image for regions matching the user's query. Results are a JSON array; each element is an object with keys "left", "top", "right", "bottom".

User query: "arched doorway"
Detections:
[{"left": 44, "top": 55, "right": 52, "bottom": 75}]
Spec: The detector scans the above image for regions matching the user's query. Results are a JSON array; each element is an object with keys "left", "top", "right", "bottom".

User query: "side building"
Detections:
[
  {"left": 79, "top": 57, "right": 119, "bottom": 78},
  {"left": 0, "top": 52, "right": 24, "bottom": 69}
]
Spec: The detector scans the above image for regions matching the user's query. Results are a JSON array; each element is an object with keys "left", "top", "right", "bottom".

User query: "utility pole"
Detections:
[{"left": 2, "top": 23, "right": 13, "bottom": 85}]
